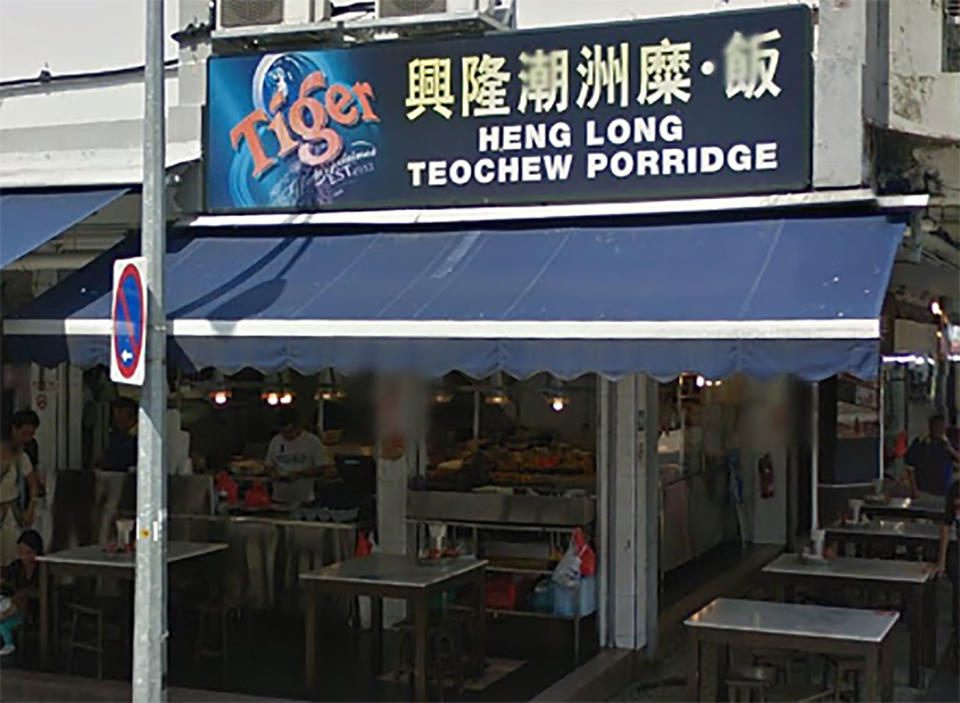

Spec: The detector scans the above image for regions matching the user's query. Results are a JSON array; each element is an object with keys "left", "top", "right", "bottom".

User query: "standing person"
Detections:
[
  {"left": 907, "top": 414, "right": 960, "bottom": 499},
  {"left": 10, "top": 409, "right": 53, "bottom": 548},
  {"left": 0, "top": 529, "right": 43, "bottom": 656},
  {"left": 97, "top": 398, "right": 139, "bottom": 472},
  {"left": 10, "top": 410, "right": 39, "bottom": 475},
  {"left": 932, "top": 475, "right": 960, "bottom": 670},
  {"left": 264, "top": 408, "right": 330, "bottom": 480},
  {"left": 0, "top": 437, "right": 38, "bottom": 567}
]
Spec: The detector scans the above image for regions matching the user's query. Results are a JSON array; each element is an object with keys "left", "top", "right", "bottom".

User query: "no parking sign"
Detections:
[{"left": 110, "top": 257, "right": 147, "bottom": 386}]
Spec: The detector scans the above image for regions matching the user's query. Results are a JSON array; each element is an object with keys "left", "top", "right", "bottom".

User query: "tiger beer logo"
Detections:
[{"left": 229, "top": 69, "right": 379, "bottom": 179}]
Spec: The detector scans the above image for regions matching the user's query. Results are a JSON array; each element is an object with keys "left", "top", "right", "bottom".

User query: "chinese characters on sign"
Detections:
[
  {"left": 406, "top": 29, "right": 782, "bottom": 119},
  {"left": 206, "top": 5, "right": 811, "bottom": 211}
]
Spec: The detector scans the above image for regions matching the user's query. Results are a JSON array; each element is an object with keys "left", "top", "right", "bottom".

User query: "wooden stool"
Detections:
[
  {"left": 822, "top": 656, "right": 863, "bottom": 702},
  {"left": 65, "top": 602, "right": 106, "bottom": 680},
  {"left": 394, "top": 616, "right": 464, "bottom": 701},
  {"left": 195, "top": 599, "right": 243, "bottom": 684},
  {"left": 725, "top": 664, "right": 777, "bottom": 702}
]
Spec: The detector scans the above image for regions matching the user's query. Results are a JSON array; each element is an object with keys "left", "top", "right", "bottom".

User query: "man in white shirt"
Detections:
[
  {"left": 0, "top": 437, "right": 38, "bottom": 567},
  {"left": 264, "top": 408, "right": 330, "bottom": 480}
]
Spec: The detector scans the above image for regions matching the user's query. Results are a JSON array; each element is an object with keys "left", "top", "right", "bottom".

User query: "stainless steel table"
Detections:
[
  {"left": 762, "top": 554, "right": 935, "bottom": 687},
  {"left": 826, "top": 520, "right": 953, "bottom": 555},
  {"left": 37, "top": 541, "right": 228, "bottom": 667},
  {"left": 685, "top": 598, "right": 899, "bottom": 702},
  {"left": 300, "top": 553, "right": 487, "bottom": 701},
  {"left": 861, "top": 497, "right": 944, "bottom": 522}
]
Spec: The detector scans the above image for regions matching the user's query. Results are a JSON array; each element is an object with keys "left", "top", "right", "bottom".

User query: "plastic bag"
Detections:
[
  {"left": 552, "top": 541, "right": 582, "bottom": 589},
  {"left": 356, "top": 531, "right": 377, "bottom": 629},
  {"left": 573, "top": 528, "right": 597, "bottom": 577}
]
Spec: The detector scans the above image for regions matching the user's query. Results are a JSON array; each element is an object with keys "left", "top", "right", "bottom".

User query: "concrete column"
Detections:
[
  {"left": 814, "top": 0, "right": 869, "bottom": 188},
  {"left": 599, "top": 375, "right": 658, "bottom": 653},
  {"left": 376, "top": 374, "right": 427, "bottom": 625},
  {"left": 67, "top": 366, "right": 84, "bottom": 469}
]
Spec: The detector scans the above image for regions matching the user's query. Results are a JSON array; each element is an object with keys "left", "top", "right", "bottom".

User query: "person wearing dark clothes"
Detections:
[
  {"left": 98, "top": 398, "right": 139, "bottom": 471},
  {"left": 907, "top": 414, "right": 960, "bottom": 498},
  {"left": 933, "top": 478, "right": 960, "bottom": 665},
  {"left": 0, "top": 529, "right": 42, "bottom": 656}
]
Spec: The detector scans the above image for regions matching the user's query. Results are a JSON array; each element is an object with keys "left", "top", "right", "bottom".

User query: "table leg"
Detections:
[
  {"left": 304, "top": 585, "right": 317, "bottom": 694},
  {"left": 414, "top": 595, "right": 429, "bottom": 701},
  {"left": 687, "top": 632, "right": 701, "bottom": 702},
  {"left": 716, "top": 643, "right": 730, "bottom": 703},
  {"left": 39, "top": 561, "right": 49, "bottom": 668},
  {"left": 371, "top": 597, "right": 383, "bottom": 676},
  {"left": 907, "top": 584, "right": 923, "bottom": 688},
  {"left": 881, "top": 634, "right": 896, "bottom": 701},
  {"left": 923, "top": 580, "right": 937, "bottom": 666},
  {"left": 474, "top": 568, "right": 486, "bottom": 675},
  {"left": 864, "top": 644, "right": 880, "bottom": 702}
]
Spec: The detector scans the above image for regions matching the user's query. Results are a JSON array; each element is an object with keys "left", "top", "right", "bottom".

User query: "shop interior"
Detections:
[{"left": 9, "top": 355, "right": 805, "bottom": 699}]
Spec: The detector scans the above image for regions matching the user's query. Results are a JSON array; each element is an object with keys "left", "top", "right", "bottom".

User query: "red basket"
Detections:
[{"left": 484, "top": 575, "right": 517, "bottom": 610}]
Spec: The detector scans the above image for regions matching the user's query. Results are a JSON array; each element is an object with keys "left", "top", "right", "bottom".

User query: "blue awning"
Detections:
[
  {"left": 0, "top": 188, "right": 129, "bottom": 268},
  {"left": 3, "top": 214, "right": 904, "bottom": 380}
]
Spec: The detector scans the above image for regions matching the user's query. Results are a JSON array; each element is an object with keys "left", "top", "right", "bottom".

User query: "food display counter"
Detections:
[{"left": 410, "top": 421, "right": 599, "bottom": 663}]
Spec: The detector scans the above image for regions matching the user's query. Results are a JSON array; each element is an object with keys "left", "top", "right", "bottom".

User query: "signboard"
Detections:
[
  {"left": 110, "top": 257, "right": 147, "bottom": 386},
  {"left": 205, "top": 5, "right": 812, "bottom": 213}
]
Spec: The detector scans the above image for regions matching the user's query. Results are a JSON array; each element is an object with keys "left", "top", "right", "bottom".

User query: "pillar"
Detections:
[
  {"left": 598, "top": 374, "right": 658, "bottom": 654},
  {"left": 375, "top": 374, "right": 427, "bottom": 625}
]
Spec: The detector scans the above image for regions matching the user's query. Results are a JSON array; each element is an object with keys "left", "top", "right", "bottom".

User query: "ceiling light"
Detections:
[
  {"left": 432, "top": 390, "right": 454, "bottom": 404},
  {"left": 315, "top": 386, "right": 347, "bottom": 402},
  {"left": 209, "top": 389, "right": 232, "bottom": 406}
]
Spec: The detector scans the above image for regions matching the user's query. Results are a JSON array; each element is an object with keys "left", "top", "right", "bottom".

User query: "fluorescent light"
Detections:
[{"left": 881, "top": 354, "right": 936, "bottom": 365}]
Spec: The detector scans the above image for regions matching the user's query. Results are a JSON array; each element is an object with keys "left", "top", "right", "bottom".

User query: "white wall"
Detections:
[
  {"left": 0, "top": 0, "right": 180, "bottom": 80},
  {"left": 885, "top": 0, "right": 960, "bottom": 141},
  {"left": 0, "top": 0, "right": 201, "bottom": 187},
  {"left": 517, "top": 0, "right": 811, "bottom": 28}
]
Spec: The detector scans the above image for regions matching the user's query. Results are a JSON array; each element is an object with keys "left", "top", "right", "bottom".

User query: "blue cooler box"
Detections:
[{"left": 552, "top": 575, "right": 597, "bottom": 617}]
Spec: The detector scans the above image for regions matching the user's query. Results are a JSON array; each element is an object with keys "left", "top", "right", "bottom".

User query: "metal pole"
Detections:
[
  {"left": 811, "top": 382, "right": 820, "bottom": 533},
  {"left": 878, "top": 371, "right": 885, "bottom": 483},
  {"left": 472, "top": 390, "right": 480, "bottom": 440},
  {"left": 133, "top": 0, "right": 167, "bottom": 700}
]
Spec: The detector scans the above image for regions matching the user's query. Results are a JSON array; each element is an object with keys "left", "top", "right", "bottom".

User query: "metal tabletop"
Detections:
[
  {"left": 826, "top": 519, "right": 952, "bottom": 541},
  {"left": 762, "top": 554, "right": 933, "bottom": 584},
  {"left": 861, "top": 497, "right": 945, "bottom": 520},
  {"left": 37, "top": 541, "right": 228, "bottom": 568},
  {"left": 300, "top": 553, "right": 487, "bottom": 588},
  {"left": 684, "top": 598, "right": 900, "bottom": 643}
]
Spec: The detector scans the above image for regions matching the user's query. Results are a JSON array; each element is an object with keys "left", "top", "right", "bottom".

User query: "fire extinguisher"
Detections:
[{"left": 758, "top": 453, "right": 775, "bottom": 499}]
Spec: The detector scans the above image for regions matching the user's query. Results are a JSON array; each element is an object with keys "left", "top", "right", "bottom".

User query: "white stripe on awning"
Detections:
[{"left": 4, "top": 317, "right": 879, "bottom": 340}]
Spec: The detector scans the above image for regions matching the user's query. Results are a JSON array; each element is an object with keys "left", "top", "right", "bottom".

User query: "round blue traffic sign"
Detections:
[{"left": 113, "top": 263, "right": 145, "bottom": 380}]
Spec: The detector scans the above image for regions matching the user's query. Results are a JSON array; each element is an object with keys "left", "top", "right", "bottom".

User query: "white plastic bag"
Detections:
[{"left": 551, "top": 541, "right": 582, "bottom": 589}]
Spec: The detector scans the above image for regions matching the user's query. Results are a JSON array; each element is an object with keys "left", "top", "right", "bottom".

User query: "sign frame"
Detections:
[
  {"left": 204, "top": 5, "right": 813, "bottom": 214},
  {"left": 110, "top": 256, "right": 148, "bottom": 386}
]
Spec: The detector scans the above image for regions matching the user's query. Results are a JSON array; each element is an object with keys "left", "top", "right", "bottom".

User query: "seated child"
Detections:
[{"left": 0, "top": 529, "right": 43, "bottom": 656}]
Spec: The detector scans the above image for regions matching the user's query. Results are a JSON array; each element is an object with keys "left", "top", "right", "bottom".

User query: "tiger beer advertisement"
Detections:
[{"left": 205, "top": 5, "right": 811, "bottom": 212}]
